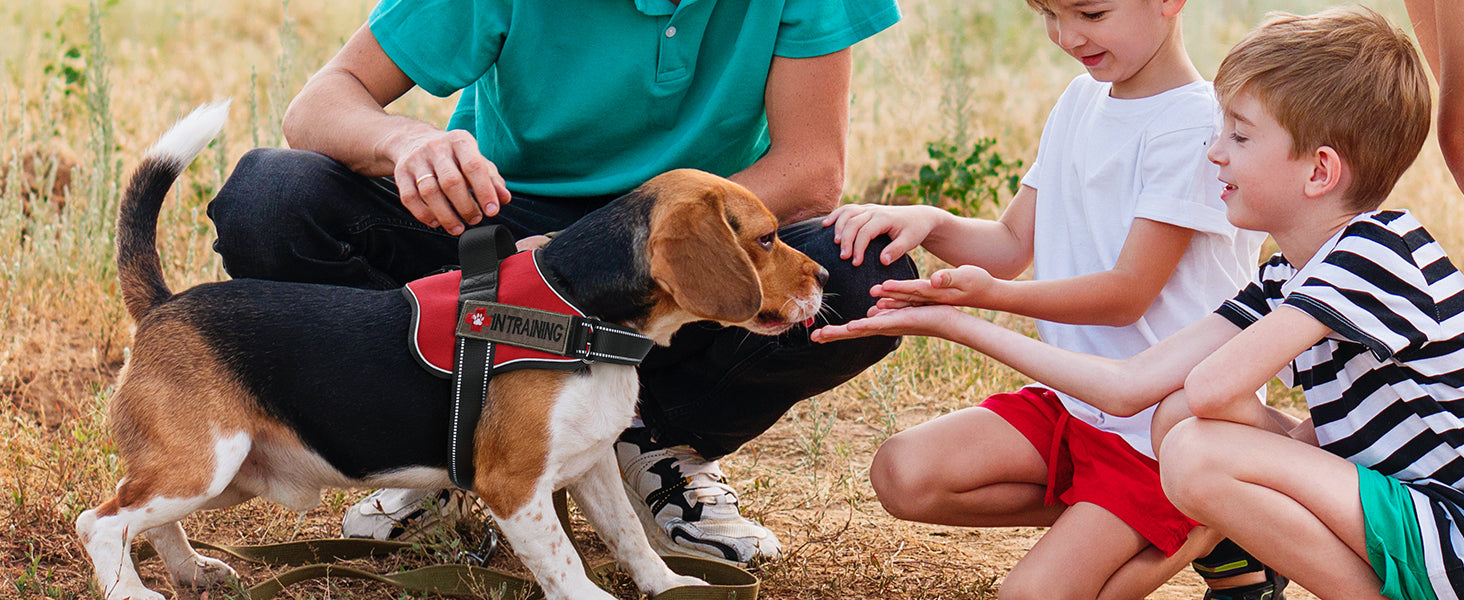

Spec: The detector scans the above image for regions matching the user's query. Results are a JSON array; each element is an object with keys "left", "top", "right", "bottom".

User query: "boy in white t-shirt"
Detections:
[{"left": 820, "top": 0, "right": 1270, "bottom": 597}]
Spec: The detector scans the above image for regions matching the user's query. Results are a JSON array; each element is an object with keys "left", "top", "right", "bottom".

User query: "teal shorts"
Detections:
[{"left": 1357, "top": 464, "right": 1439, "bottom": 600}]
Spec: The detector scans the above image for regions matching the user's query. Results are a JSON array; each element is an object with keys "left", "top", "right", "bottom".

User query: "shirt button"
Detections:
[{"left": 665, "top": 26, "right": 677, "bottom": 38}]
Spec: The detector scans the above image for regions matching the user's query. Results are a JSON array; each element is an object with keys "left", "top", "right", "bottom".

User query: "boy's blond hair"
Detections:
[{"left": 1214, "top": 7, "right": 1431, "bottom": 210}]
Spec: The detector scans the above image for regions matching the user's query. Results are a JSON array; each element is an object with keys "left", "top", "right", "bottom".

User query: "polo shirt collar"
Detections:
[{"left": 634, "top": 0, "right": 696, "bottom": 17}]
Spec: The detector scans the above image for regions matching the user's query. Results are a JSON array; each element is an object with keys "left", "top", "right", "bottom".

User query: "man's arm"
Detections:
[
  {"left": 283, "top": 25, "right": 510, "bottom": 235},
  {"left": 1184, "top": 305, "right": 1331, "bottom": 428},
  {"left": 1404, "top": 0, "right": 1464, "bottom": 192},
  {"left": 728, "top": 50, "right": 850, "bottom": 225}
]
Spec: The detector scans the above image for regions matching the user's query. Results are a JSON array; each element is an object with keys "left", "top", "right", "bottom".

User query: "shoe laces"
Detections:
[{"left": 665, "top": 446, "right": 738, "bottom": 507}]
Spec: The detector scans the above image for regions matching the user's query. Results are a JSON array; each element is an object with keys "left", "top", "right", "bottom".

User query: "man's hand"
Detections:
[
  {"left": 390, "top": 129, "right": 512, "bottom": 235},
  {"left": 515, "top": 235, "right": 550, "bottom": 252}
]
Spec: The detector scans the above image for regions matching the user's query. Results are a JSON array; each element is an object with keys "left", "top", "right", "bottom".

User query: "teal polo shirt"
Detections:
[{"left": 368, "top": 0, "right": 899, "bottom": 198}]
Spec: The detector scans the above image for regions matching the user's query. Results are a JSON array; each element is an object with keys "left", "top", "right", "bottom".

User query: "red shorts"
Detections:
[{"left": 981, "top": 387, "right": 1198, "bottom": 556}]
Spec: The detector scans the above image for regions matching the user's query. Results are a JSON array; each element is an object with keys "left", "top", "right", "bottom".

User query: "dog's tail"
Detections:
[{"left": 117, "top": 101, "right": 230, "bottom": 321}]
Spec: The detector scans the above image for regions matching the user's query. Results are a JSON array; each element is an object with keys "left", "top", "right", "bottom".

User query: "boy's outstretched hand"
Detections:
[
  {"left": 871, "top": 265, "right": 999, "bottom": 310},
  {"left": 811, "top": 303, "right": 968, "bottom": 343}
]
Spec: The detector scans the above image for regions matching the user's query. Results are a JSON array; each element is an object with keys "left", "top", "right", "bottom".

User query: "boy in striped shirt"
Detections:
[{"left": 816, "top": 7, "right": 1456, "bottom": 599}]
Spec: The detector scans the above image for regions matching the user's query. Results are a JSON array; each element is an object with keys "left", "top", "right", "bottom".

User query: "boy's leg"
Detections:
[
  {"left": 618, "top": 219, "right": 916, "bottom": 564},
  {"left": 868, "top": 404, "right": 1060, "bottom": 526},
  {"left": 1160, "top": 418, "right": 1387, "bottom": 599},
  {"left": 1152, "top": 389, "right": 1291, "bottom": 599},
  {"left": 874, "top": 393, "right": 1194, "bottom": 599},
  {"left": 1001, "top": 502, "right": 1153, "bottom": 600},
  {"left": 1098, "top": 524, "right": 1227, "bottom": 599}
]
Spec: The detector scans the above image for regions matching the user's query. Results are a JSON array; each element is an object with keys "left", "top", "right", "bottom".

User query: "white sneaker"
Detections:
[
  {"left": 615, "top": 427, "right": 782, "bottom": 565},
  {"left": 341, "top": 488, "right": 477, "bottom": 541}
]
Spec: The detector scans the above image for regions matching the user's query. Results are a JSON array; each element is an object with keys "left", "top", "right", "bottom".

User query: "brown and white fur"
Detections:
[{"left": 76, "top": 102, "right": 826, "bottom": 600}]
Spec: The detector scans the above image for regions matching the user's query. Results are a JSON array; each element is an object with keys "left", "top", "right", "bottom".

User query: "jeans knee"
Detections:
[
  {"left": 778, "top": 219, "right": 917, "bottom": 324},
  {"left": 208, "top": 148, "right": 351, "bottom": 278}
]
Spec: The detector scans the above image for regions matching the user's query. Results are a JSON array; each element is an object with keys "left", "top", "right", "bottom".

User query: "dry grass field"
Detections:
[{"left": 1, "top": 0, "right": 1457, "bottom": 598}]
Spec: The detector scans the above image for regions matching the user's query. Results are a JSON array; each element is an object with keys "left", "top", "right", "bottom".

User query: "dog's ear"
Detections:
[{"left": 647, "top": 185, "right": 762, "bottom": 323}]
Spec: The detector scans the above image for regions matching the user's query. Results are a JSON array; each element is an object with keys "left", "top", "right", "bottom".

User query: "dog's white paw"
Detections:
[
  {"left": 169, "top": 555, "right": 238, "bottom": 588},
  {"left": 104, "top": 581, "right": 165, "bottom": 600}
]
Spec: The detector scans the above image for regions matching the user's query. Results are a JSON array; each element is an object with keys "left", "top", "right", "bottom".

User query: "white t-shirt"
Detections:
[{"left": 1021, "top": 75, "right": 1266, "bottom": 457}]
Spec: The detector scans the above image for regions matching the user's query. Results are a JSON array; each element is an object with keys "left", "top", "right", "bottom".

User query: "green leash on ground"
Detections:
[{"left": 132, "top": 491, "right": 759, "bottom": 600}]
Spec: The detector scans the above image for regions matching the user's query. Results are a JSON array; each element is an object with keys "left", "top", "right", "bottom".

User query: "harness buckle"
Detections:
[{"left": 566, "top": 318, "right": 597, "bottom": 363}]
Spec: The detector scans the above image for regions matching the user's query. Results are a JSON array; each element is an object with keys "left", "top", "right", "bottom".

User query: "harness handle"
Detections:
[{"left": 450, "top": 225, "right": 518, "bottom": 489}]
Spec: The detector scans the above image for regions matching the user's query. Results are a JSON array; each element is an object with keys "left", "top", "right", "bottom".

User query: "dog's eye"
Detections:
[{"left": 757, "top": 232, "right": 776, "bottom": 250}]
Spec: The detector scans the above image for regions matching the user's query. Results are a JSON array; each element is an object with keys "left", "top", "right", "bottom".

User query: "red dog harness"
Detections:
[
  {"left": 402, "top": 226, "right": 653, "bottom": 489},
  {"left": 403, "top": 251, "right": 648, "bottom": 375}
]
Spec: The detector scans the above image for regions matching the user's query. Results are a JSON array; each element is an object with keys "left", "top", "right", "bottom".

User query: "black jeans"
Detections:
[{"left": 207, "top": 148, "right": 916, "bottom": 459}]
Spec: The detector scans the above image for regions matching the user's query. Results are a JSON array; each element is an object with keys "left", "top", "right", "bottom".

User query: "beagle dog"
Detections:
[{"left": 76, "top": 103, "right": 827, "bottom": 600}]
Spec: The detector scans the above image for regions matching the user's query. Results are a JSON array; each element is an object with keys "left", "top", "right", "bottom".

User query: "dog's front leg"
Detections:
[
  {"left": 490, "top": 489, "right": 617, "bottom": 600},
  {"left": 569, "top": 451, "right": 709, "bottom": 595}
]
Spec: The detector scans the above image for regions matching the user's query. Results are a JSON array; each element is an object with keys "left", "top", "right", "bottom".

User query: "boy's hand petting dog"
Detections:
[
  {"left": 823, "top": 203, "right": 943, "bottom": 267},
  {"left": 869, "top": 265, "right": 999, "bottom": 311}
]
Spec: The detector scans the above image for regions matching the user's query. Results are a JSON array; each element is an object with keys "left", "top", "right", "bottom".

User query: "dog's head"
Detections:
[
  {"left": 641, "top": 169, "right": 826, "bottom": 342},
  {"left": 541, "top": 169, "right": 826, "bottom": 345}
]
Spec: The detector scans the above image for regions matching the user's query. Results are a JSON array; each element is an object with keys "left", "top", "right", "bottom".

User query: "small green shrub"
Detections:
[{"left": 896, "top": 137, "right": 1023, "bottom": 217}]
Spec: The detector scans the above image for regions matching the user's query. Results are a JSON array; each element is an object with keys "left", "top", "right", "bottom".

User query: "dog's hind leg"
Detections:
[
  {"left": 142, "top": 521, "right": 239, "bottom": 589},
  {"left": 569, "top": 451, "right": 708, "bottom": 595},
  {"left": 77, "top": 431, "right": 251, "bottom": 600}
]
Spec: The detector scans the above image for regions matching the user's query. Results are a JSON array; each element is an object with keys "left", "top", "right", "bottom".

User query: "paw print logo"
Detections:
[{"left": 465, "top": 307, "right": 491, "bottom": 332}]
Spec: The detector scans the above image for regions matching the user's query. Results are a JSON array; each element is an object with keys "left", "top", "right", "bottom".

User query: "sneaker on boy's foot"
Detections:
[
  {"left": 1202, "top": 570, "right": 1288, "bottom": 600},
  {"left": 1194, "top": 538, "right": 1288, "bottom": 600},
  {"left": 341, "top": 488, "right": 477, "bottom": 541},
  {"left": 615, "top": 427, "right": 781, "bottom": 565}
]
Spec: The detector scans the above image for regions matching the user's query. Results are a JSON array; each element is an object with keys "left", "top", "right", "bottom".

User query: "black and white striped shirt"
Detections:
[{"left": 1217, "top": 210, "right": 1464, "bottom": 597}]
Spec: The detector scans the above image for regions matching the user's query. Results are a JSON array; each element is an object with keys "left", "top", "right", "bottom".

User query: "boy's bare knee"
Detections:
[
  {"left": 870, "top": 433, "right": 934, "bottom": 520},
  {"left": 1157, "top": 418, "right": 1229, "bottom": 514}
]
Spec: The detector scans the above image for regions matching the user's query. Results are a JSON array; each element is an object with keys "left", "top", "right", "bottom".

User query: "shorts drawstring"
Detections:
[{"left": 1045, "top": 410, "right": 1070, "bottom": 506}]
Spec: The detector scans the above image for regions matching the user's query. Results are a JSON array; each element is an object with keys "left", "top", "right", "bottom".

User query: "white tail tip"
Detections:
[{"left": 147, "top": 100, "right": 231, "bottom": 170}]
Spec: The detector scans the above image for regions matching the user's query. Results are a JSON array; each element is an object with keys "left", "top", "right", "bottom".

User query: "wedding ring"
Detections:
[{"left": 415, "top": 173, "right": 437, "bottom": 186}]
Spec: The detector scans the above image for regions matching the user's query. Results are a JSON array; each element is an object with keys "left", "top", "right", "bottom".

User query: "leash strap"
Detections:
[
  {"left": 132, "top": 491, "right": 759, "bottom": 600},
  {"left": 449, "top": 225, "right": 518, "bottom": 490}
]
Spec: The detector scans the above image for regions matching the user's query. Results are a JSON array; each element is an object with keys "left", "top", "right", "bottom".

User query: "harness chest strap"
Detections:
[{"left": 444, "top": 226, "right": 654, "bottom": 490}]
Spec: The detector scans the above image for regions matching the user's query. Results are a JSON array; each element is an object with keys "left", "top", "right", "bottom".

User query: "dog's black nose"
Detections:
[{"left": 816, "top": 266, "right": 829, "bottom": 287}]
